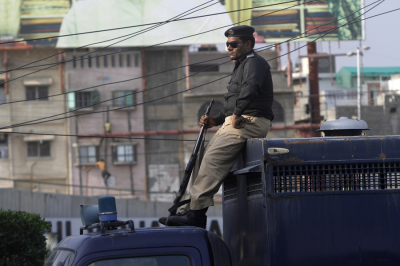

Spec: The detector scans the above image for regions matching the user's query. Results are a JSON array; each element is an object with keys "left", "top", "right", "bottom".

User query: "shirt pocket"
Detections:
[{"left": 227, "top": 81, "right": 241, "bottom": 93}]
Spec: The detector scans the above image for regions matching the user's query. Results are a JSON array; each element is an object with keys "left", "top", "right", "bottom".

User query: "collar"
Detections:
[{"left": 239, "top": 49, "right": 255, "bottom": 63}]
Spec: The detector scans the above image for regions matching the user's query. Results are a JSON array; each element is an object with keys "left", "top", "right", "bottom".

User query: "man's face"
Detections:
[{"left": 227, "top": 36, "right": 251, "bottom": 61}]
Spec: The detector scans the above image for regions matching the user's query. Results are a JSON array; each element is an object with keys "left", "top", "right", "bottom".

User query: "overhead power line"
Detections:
[
  {"left": 0, "top": 0, "right": 379, "bottom": 107},
  {"left": 0, "top": 0, "right": 304, "bottom": 46},
  {"left": 0, "top": 0, "right": 382, "bottom": 132},
  {"left": 1, "top": 0, "right": 388, "bottom": 135},
  {"left": 0, "top": 0, "right": 320, "bottom": 86}
]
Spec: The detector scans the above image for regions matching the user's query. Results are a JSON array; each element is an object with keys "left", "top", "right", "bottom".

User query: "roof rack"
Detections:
[{"left": 80, "top": 220, "right": 135, "bottom": 236}]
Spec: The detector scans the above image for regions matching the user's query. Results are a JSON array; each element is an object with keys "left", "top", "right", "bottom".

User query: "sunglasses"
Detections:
[{"left": 226, "top": 41, "right": 242, "bottom": 48}]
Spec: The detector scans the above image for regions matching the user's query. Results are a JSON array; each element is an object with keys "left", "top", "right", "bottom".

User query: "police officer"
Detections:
[{"left": 160, "top": 25, "right": 274, "bottom": 229}]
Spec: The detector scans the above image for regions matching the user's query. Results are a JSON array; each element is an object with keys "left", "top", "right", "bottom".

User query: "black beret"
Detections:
[{"left": 224, "top": 25, "right": 255, "bottom": 37}]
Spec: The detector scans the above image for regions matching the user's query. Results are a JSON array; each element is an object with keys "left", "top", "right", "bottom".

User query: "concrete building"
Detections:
[
  {"left": 293, "top": 58, "right": 400, "bottom": 123},
  {"left": 64, "top": 49, "right": 146, "bottom": 197},
  {"left": 0, "top": 47, "right": 69, "bottom": 193}
]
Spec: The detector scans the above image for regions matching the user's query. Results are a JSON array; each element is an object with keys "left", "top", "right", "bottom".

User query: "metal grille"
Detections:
[
  {"left": 273, "top": 162, "right": 400, "bottom": 193},
  {"left": 224, "top": 176, "right": 237, "bottom": 201},
  {"left": 247, "top": 174, "right": 262, "bottom": 197}
]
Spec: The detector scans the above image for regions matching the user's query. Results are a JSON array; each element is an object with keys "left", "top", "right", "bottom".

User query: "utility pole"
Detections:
[{"left": 307, "top": 42, "right": 321, "bottom": 135}]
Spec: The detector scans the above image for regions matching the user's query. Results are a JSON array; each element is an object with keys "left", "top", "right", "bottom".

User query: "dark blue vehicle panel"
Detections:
[
  {"left": 51, "top": 227, "right": 216, "bottom": 266},
  {"left": 223, "top": 136, "right": 400, "bottom": 266}
]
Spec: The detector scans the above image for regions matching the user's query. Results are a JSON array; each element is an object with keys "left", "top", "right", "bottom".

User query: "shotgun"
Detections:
[{"left": 166, "top": 99, "right": 214, "bottom": 224}]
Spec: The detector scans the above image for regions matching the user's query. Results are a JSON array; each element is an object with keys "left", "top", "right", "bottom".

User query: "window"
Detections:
[
  {"left": 119, "top": 54, "right": 123, "bottom": 67},
  {"left": 96, "top": 55, "right": 100, "bottom": 68},
  {"left": 87, "top": 255, "right": 189, "bottom": 266},
  {"left": 113, "top": 144, "right": 136, "bottom": 163},
  {"left": 68, "top": 91, "right": 99, "bottom": 109},
  {"left": 0, "top": 83, "right": 5, "bottom": 104},
  {"left": 75, "top": 92, "right": 92, "bottom": 108},
  {"left": 45, "top": 249, "right": 75, "bottom": 266},
  {"left": 88, "top": 55, "right": 92, "bottom": 68},
  {"left": 73, "top": 56, "right": 76, "bottom": 68},
  {"left": 103, "top": 55, "right": 108, "bottom": 67},
  {"left": 134, "top": 53, "right": 139, "bottom": 67},
  {"left": 126, "top": 54, "right": 131, "bottom": 67},
  {"left": 27, "top": 141, "right": 51, "bottom": 157},
  {"left": 0, "top": 134, "right": 8, "bottom": 159},
  {"left": 25, "top": 86, "right": 49, "bottom": 101},
  {"left": 80, "top": 55, "right": 84, "bottom": 68},
  {"left": 111, "top": 55, "right": 116, "bottom": 67},
  {"left": 79, "top": 146, "right": 98, "bottom": 163},
  {"left": 112, "top": 91, "right": 136, "bottom": 108}
]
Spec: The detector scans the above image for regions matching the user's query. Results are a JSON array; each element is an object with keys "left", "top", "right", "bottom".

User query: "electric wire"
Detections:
[
  {"left": 0, "top": 0, "right": 390, "bottom": 138},
  {"left": 0, "top": 0, "right": 321, "bottom": 85},
  {"left": 0, "top": 5, "right": 381, "bottom": 134},
  {"left": 0, "top": 0, "right": 380, "bottom": 107},
  {"left": 0, "top": 0, "right": 383, "bottom": 131},
  {"left": 0, "top": 0, "right": 305, "bottom": 46},
  {"left": 0, "top": 0, "right": 219, "bottom": 85}
]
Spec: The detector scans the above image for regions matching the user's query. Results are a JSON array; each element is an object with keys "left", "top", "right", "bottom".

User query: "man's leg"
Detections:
[
  {"left": 189, "top": 116, "right": 270, "bottom": 210},
  {"left": 179, "top": 129, "right": 220, "bottom": 214},
  {"left": 167, "top": 116, "right": 270, "bottom": 228}
]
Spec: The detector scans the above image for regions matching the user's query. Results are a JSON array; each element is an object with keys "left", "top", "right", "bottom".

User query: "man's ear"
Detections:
[{"left": 246, "top": 40, "right": 252, "bottom": 49}]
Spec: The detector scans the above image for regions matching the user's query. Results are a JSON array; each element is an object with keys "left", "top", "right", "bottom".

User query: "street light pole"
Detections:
[
  {"left": 347, "top": 45, "right": 370, "bottom": 120},
  {"left": 357, "top": 48, "right": 361, "bottom": 119}
]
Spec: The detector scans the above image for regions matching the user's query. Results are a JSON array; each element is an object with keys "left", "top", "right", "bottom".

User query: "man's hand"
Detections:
[
  {"left": 232, "top": 114, "right": 250, "bottom": 129},
  {"left": 199, "top": 115, "right": 216, "bottom": 128}
]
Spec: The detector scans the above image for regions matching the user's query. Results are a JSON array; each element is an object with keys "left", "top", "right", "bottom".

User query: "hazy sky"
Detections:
[{"left": 278, "top": 0, "right": 400, "bottom": 73}]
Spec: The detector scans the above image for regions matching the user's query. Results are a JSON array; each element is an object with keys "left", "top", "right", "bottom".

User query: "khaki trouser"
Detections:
[{"left": 180, "top": 115, "right": 270, "bottom": 212}]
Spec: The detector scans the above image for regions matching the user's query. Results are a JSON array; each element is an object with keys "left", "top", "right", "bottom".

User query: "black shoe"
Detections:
[
  {"left": 167, "top": 208, "right": 208, "bottom": 229},
  {"left": 158, "top": 212, "right": 183, "bottom": 226}
]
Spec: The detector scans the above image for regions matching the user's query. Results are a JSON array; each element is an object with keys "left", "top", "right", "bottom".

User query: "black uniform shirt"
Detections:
[{"left": 213, "top": 50, "right": 274, "bottom": 126}]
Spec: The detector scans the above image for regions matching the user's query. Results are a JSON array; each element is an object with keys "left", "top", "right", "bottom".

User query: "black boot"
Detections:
[
  {"left": 167, "top": 207, "right": 208, "bottom": 229},
  {"left": 158, "top": 212, "right": 183, "bottom": 226}
]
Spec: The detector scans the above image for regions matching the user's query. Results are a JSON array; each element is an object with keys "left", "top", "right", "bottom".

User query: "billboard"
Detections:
[
  {"left": 222, "top": 0, "right": 364, "bottom": 42},
  {"left": 0, "top": 0, "right": 71, "bottom": 46},
  {"left": 0, "top": 0, "right": 363, "bottom": 48}
]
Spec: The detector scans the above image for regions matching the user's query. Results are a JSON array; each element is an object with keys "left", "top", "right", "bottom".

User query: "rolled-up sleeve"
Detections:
[
  {"left": 212, "top": 110, "right": 225, "bottom": 126},
  {"left": 233, "top": 59, "right": 268, "bottom": 116}
]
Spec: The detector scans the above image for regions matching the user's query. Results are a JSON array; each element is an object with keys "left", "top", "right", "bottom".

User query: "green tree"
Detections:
[{"left": 0, "top": 209, "right": 51, "bottom": 266}]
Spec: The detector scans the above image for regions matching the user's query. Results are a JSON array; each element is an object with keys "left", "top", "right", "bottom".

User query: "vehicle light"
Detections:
[{"left": 98, "top": 196, "right": 117, "bottom": 222}]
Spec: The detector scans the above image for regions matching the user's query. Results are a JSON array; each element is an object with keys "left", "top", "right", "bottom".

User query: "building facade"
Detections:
[
  {"left": 65, "top": 49, "right": 146, "bottom": 197},
  {"left": 0, "top": 48, "right": 69, "bottom": 193}
]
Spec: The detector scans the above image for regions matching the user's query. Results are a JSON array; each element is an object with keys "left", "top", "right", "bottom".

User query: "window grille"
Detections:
[
  {"left": 25, "top": 86, "right": 49, "bottom": 101},
  {"left": 273, "top": 162, "right": 400, "bottom": 193},
  {"left": 75, "top": 92, "right": 92, "bottom": 108},
  {"left": 112, "top": 91, "right": 136, "bottom": 108},
  {"left": 79, "top": 146, "right": 97, "bottom": 163},
  {"left": 27, "top": 141, "right": 51, "bottom": 157},
  {"left": 113, "top": 144, "right": 136, "bottom": 163}
]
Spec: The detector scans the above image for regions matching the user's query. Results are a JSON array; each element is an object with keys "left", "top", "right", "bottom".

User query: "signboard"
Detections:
[
  {"left": 0, "top": 0, "right": 71, "bottom": 47},
  {"left": 222, "top": 0, "right": 364, "bottom": 42},
  {"left": 1, "top": 0, "right": 363, "bottom": 48}
]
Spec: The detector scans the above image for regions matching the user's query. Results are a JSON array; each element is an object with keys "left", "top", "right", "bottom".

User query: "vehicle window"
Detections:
[
  {"left": 45, "top": 249, "right": 75, "bottom": 266},
  {"left": 87, "top": 255, "right": 190, "bottom": 266}
]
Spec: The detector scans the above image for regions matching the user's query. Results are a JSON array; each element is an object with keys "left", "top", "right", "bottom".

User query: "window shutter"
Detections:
[
  {"left": 91, "top": 91, "right": 100, "bottom": 107},
  {"left": 125, "top": 91, "right": 133, "bottom": 106},
  {"left": 68, "top": 92, "right": 75, "bottom": 109}
]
